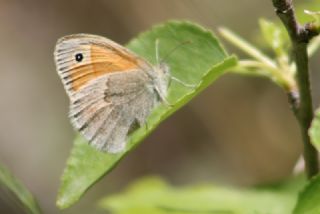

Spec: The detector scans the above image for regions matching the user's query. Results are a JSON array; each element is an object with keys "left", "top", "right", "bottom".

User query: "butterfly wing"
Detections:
[
  {"left": 70, "top": 70, "right": 157, "bottom": 153},
  {"left": 54, "top": 34, "right": 156, "bottom": 153},
  {"left": 54, "top": 34, "right": 152, "bottom": 94}
]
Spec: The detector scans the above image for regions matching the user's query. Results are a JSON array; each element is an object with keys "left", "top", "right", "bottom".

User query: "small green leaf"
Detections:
[
  {"left": 294, "top": 175, "right": 320, "bottom": 214},
  {"left": 304, "top": 10, "right": 320, "bottom": 26},
  {"left": 99, "top": 176, "right": 304, "bottom": 214},
  {"left": 56, "top": 20, "right": 237, "bottom": 209},
  {"left": 259, "top": 18, "right": 288, "bottom": 57},
  {"left": 0, "top": 163, "right": 41, "bottom": 214},
  {"left": 296, "top": 1, "right": 320, "bottom": 24},
  {"left": 297, "top": 104, "right": 320, "bottom": 214},
  {"left": 309, "top": 109, "right": 320, "bottom": 151}
]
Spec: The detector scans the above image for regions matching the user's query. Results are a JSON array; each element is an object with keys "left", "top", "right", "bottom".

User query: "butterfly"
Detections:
[{"left": 54, "top": 34, "right": 171, "bottom": 153}]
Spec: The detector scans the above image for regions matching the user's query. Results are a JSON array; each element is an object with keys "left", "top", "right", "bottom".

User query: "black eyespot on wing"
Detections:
[{"left": 75, "top": 53, "right": 83, "bottom": 62}]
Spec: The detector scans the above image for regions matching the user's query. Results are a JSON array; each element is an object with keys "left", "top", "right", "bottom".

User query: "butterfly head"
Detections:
[{"left": 152, "top": 62, "right": 170, "bottom": 100}]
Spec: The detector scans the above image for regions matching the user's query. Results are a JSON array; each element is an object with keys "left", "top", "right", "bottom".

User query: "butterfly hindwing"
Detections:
[{"left": 68, "top": 70, "right": 156, "bottom": 153}]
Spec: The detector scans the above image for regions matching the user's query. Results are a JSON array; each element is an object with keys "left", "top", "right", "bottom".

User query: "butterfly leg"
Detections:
[
  {"left": 163, "top": 98, "right": 174, "bottom": 108},
  {"left": 155, "top": 88, "right": 173, "bottom": 108}
]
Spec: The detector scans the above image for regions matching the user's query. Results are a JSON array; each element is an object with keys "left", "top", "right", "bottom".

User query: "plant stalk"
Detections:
[
  {"left": 294, "top": 42, "right": 318, "bottom": 178},
  {"left": 272, "top": 0, "right": 319, "bottom": 178}
]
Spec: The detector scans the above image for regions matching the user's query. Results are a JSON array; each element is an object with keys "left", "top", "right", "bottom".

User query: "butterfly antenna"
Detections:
[{"left": 160, "top": 40, "right": 192, "bottom": 64}]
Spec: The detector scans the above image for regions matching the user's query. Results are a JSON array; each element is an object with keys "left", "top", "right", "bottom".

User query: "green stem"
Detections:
[
  {"left": 294, "top": 42, "right": 318, "bottom": 178},
  {"left": 218, "top": 27, "right": 277, "bottom": 68},
  {"left": 272, "top": 0, "right": 319, "bottom": 178}
]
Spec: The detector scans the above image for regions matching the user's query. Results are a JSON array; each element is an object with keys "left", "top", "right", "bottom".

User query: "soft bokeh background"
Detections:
[{"left": 0, "top": 0, "right": 318, "bottom": 213}]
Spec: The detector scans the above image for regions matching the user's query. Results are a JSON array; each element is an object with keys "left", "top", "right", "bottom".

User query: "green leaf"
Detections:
[
  {"left": 259, "top": 18, "right": 288, "bottom": 57},
  {"left": 99, "top": 176, "right": 304, "bottom": 214},
  {"left": 304, "top": 10, "right": 320, "bottom": 27},
  {"left": 56, "top": 20, "right": 237, "bottom": 209},
  {"left": 295, "top": 102, "right": 320, "bottom": 213},
  {"left": 294, "top": 175, "right": 320, "bottom": 214},
  {"left": 309, "top": 109, "right": 320, "bottom": 151},
  {"left": 0, "top": 163, "right": 41, "bottom": 214},
  {"left": 295, "top": 0, "right": 320, "bottom": 24}
]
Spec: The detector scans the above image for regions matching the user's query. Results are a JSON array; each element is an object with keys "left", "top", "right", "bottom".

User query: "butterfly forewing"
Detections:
[
  {"left": 54, "top": 34, "right": 158, "bottom": 153},
  {"left": 54, "top": 34, "right": 151, "bottom": 94}
]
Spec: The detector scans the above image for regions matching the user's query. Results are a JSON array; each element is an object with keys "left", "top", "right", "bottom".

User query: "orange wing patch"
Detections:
[{"left": 65, "top": 45, "right": 140, "bottom": 91}]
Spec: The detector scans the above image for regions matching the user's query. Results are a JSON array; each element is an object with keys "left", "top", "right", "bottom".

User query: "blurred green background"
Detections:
[{"left": 1, "top": 0, "right": 319, "bottom": 213}]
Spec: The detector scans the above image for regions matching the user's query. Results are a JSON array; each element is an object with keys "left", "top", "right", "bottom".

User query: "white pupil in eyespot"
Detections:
[{"left": 75, "top": 53, "right": 83, "bottom": 62}]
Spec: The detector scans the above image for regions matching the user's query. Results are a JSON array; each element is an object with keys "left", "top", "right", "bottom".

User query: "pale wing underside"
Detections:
[{"left": 69, "top": 69, "right": 157, "bottom": 153}]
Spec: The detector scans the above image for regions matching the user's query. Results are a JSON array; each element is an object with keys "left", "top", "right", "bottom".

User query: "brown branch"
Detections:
[{"left": 272, "top": 0, "right": 319, "bottom": 178}]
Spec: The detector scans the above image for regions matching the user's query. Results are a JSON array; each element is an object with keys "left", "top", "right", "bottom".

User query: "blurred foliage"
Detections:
[
  {"left": 259, "top": 18, "right": 289, "bottom": 57},
  {"left": 219, "top": 25, "right": 295, "bottom": 91},
  {"left": 255, "top": 0, "right": 320, "bottom": 50},
  {"left": 296, "top": 1, "right": 320, "bottom": 23},
  {"left": 56, "top": 21, "right": 236, "bottom": 209},
  {"left": 310, "top": 109, "right": 320, "bottom": 151},
  {"left": 310, "top": 103, "right": 320, "bottom": 214},
  {"left": 294, "top": 175, "right": 320, "bottom": 214},
  {"left": 304, "top": 10, "right": 320, "bottom": 33},
  {"left": 218, "top": 2, "right": 320, "bottom": 211},
  {"left": 99, "top": 176, "right": 305, "bottom": 214},
  {"left": 219, "top": 0, "right": 320, "bottom": 94},
  {"left": 0, "top": 163, "right": 41, "bottom": 214}
]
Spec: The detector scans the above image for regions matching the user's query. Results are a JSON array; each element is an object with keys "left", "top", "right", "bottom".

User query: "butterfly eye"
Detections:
[{"left": 75, "top": 53, "right": 83, "bottom": 62}]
